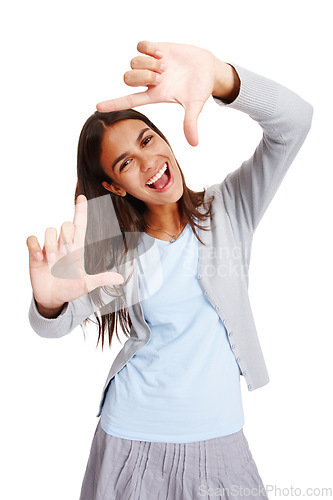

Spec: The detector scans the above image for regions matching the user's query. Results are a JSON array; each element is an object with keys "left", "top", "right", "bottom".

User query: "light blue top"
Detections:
[
  {"left": 100, "top": 224, "right": 244, "bottom": 443},
  {"left": 29, "top": 67, "right": 313, "bottom": 415}
]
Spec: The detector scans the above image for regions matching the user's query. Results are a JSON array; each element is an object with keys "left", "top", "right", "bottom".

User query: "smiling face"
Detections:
[{"left": 100, "top": 120, "right": 184, "bottom": 210}]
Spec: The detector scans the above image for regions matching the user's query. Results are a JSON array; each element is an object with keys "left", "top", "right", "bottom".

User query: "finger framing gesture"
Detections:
[{"left": 96, "top": 41, "right": 218, "bottom": 147}]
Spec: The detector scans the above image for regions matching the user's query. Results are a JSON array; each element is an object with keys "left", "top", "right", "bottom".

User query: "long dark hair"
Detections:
[{"left": 75, "top": 109, "right": 214, "bottom": 349}]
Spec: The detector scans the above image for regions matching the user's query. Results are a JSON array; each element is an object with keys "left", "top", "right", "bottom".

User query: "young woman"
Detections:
[{"left": 27, "top": 41, "right": 313, "bottom": 499}]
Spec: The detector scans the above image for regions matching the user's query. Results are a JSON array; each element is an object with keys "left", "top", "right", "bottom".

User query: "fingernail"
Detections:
[
  {"left": 49, "top": 252, "right": 56, "bottom": 262},
  {"left": 155, "top": 73, "right": 162, "bottom": 84},
  {"left": 155, "top": 50, "right": 163, "bottom": 58},
  {"left": 36, "top": 252, "right": 43, "bottom": 261},
  {"left": 160, "top": 63, "right": 166, "bottom": 72}
]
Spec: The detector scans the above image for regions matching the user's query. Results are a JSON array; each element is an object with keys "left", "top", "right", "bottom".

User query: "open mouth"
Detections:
[{"left": 145, "top": 162, "right": 171, "bottom": 191}]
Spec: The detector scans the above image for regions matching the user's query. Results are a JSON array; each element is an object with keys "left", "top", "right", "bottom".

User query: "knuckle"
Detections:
[
  {"left": 127, "top": 94, "right": 134, "bottom": 108},
  {"left": 149, "top": 72, "right": 156, "bottom": 84}
]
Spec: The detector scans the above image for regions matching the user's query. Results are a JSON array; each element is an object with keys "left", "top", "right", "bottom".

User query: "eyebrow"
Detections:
[{"left": 111, "top": 127, "right": 150, "bottom": 172}]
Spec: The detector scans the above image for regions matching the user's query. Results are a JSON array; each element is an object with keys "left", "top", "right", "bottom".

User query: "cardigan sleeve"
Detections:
[
  {"left": 28, "top": 287, "right": 120, "bottom": 339},
  {"left": 28, "top": 293, "right": 97, "bottom": 338},
  {"left": 212, "top": 65, "right": 314, "bottom": 234}
]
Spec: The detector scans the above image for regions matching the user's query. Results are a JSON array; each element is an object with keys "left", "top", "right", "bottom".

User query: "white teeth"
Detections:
[{"left": 146, "top": 163, "right": 167, "bottom": 185}]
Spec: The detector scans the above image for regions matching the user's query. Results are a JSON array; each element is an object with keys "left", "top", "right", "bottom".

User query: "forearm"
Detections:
[
  {"left": 29, "top": 293, "right": 94, "bottom": 338},
  {"left": 212, "top": 58, "right": 241, "bottom": 103},
  {"left": 213, "top": 64, "right": 313, "bottom": 233},
  {"left": 29, "top": 287, "right": 119, "bottom": 338}
]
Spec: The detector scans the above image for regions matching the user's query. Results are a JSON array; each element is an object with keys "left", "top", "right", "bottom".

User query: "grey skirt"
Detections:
[{"left": 79, "top": 420, "right": 268, "bottom": 500}]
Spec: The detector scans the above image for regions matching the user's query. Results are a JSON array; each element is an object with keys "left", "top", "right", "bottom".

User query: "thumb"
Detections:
[
  {"left": 85, "top": 271, "right": 125, "bottom": 292},
  {"left": 96, "top": 91, "right": 152, "bottom": 112},
  {"left": 183, "top": 101, "right": 204, "bottom": 147}
]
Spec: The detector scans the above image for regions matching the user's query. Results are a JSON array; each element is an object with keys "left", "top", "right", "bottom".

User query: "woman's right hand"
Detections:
[{"left": 26, "top": 195, "right": 124, "bottom": 318}]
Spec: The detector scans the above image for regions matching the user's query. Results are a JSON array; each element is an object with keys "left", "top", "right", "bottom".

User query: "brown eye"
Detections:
[
  {"left": 119, "top": 136, "right": 153, "bottom": 172},
  {"left": 142, "top": 136, "right": 153, "bottom": 146},
  {"left": 120, "top": 159, "right": 131, "bottom": 172}
]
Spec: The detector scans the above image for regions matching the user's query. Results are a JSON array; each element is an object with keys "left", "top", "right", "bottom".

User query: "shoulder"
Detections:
[{"left": 204, "top": 182, "right": 225, "bottom": 203}]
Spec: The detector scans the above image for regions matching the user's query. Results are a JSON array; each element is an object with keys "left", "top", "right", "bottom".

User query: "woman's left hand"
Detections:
[{"left": 96, "top": 41, "right": 238, "bottom": 147}]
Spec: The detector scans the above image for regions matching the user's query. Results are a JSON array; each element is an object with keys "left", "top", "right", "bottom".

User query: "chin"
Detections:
[{"left": 164, "top": 180, "right": 184, "bottom": 204}]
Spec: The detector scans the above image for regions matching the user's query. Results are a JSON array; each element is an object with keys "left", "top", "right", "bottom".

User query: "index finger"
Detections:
[
  {"left": 73, "top": 194, "right": 87, "bottom": 249},
  {"left": 96, "top": 91, "right": 153, "bottom": 113}
]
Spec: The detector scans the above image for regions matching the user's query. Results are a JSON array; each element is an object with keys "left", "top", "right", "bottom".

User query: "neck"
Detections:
[{"left": 143, "top": 202, "right": 183, "bottom": 233}]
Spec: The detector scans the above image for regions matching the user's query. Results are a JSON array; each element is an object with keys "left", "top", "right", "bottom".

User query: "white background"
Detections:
[{"left": 1, "top": 0, "right": 332, "bottom": 498}]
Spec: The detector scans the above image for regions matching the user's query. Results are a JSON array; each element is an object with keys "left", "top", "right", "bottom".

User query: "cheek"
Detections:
[{"left": 121, "top": 171, "right": 143, "bottom": 194}]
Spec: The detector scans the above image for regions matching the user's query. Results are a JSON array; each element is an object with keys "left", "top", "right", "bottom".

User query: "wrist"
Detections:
[
  {"left": 35, "top": 300, "right": 66, "bottom": 319},
  {"left": 213, "top": 59, "right": 240, "bottom": 103}
]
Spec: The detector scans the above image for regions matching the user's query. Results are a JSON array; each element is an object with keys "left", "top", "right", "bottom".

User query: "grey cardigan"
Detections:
[{"left": 29, "top": 65, "right": 313, "bottom": 417}]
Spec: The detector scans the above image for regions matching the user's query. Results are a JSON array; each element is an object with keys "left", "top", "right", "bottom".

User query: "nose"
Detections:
[{"left": 139, "top": 155, "right": 155, "bottom": 173}]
